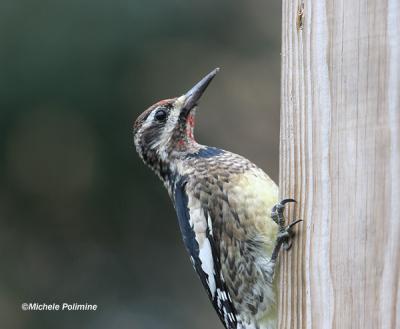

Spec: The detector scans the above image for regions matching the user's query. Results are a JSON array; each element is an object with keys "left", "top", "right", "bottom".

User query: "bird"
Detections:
[{"left": 133, "top": 68, "right": 301, "bottom": 329}]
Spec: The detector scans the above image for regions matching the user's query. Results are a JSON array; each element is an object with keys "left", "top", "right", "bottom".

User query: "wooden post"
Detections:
[{"left": 279, "top": 0, "right": 400, "bottom": 328}]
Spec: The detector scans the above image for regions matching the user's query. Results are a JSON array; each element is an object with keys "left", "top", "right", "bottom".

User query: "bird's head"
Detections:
[{"left": 133, "top": 68, "right": 219, "bottom": 167}]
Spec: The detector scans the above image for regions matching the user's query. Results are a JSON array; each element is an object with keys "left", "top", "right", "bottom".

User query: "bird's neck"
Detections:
[{"left": 141, "top": 140, "right": 203, "bottom": 186}]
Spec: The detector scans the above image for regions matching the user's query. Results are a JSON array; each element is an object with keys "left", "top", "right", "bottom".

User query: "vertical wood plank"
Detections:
[{"left": 279, "top": 0, "right": 400, "bottom": 328}]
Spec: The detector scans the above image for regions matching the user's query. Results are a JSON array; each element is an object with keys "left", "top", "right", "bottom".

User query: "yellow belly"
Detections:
[
  {"left": 225, "top": 168, "right": 279, "bottom": 256},
  {"left": 216, "top": 167, "right": 279, "bottom": 326}
]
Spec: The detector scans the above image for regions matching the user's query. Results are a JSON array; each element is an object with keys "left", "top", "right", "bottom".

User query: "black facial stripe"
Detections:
[{"left": 179, "top": 106, "right": 191, "bottom": 120}]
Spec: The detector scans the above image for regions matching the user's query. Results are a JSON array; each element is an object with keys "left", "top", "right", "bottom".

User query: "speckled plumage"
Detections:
[
  {"left": 178, "top": 149, "right": 279, "bottom": 329},
  {"left": 133, "top": 69, "right": 294, "bottom": 329}
]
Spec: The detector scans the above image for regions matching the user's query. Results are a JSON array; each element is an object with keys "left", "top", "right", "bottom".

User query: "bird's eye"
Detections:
[{"left": 154, "top": 109, "right": 167, "bottom": 121}]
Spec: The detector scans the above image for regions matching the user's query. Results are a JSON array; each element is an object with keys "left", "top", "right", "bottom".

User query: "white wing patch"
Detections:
[
  {"left": 188, "top": 196, "right": 217, "bottom": 298},
  {"left": 174, "top": 179, "right": 237, "bottom": 329},
  {"left": 198, "top": 237, "right": 216, "bottom": 298}
]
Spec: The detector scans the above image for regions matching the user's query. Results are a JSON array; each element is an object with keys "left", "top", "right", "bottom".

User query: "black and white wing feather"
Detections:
[{"left": 173, "top": 177, "right": 237, "bottom": 329}]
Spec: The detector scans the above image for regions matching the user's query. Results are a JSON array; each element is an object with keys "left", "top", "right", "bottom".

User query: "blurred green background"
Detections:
[{"left": 0, "top": 1, "right": 281, "bottom": 328}]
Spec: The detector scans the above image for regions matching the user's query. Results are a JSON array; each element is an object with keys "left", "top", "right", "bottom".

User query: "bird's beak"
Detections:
[{"left": 182, "top": 68, "right": 220, "bottom": 111}]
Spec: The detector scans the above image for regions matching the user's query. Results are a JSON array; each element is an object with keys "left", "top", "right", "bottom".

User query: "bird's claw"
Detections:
[
  {"left": 277, "top": 219, "right": 303, "bottom": 250},
  {"left": 271, "top": 199, "right": 302, "bottom": 251},
  {"left": 280, "top": 198, "right": 297, "bottom": 205},
  {"left": 271, "top": 198, "right": 296, "bottom": 225}
]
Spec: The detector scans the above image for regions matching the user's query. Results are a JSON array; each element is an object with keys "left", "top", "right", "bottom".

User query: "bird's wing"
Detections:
[{"left": 173, "top": 177, "right": 237, "bottom": 329}]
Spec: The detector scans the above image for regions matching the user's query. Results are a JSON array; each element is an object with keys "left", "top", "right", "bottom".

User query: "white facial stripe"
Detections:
[
  {"left": 155, "top": 107, "right": 180, "bottom": 156},
  {"left": 142, "top": 110, "right": 157, "bottom": 129},
  {"left": 134, "top": 110, "right": 158, "bottom": 157}
]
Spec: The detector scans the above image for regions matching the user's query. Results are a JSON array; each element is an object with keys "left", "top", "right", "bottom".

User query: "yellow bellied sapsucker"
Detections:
[{"left": 133, "top": 69, "right": 301, "bottom": 329}]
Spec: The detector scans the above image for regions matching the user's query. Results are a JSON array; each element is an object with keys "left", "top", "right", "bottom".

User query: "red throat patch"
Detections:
[{"left": 186, "top": 114, "right": 195, "bottom": 140}]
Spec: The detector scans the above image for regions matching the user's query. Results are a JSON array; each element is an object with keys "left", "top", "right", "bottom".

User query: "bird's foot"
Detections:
[{"left": 271, "top": 199, "right": 302, "bottom": 251}]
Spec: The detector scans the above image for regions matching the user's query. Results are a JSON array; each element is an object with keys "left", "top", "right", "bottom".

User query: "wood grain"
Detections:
[{"left": 279, "top": 0, "right": 400, "bottom": 328}]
